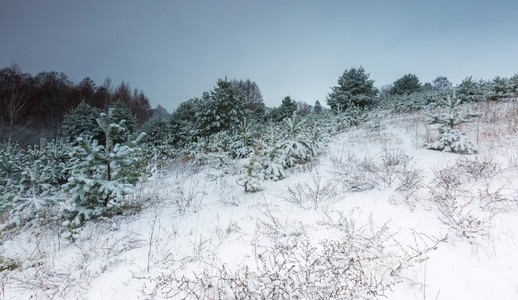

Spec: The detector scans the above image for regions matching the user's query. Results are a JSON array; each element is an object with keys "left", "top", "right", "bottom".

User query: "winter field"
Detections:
[{"left": 2, "top": 99, "right": 518, "bottom": 299}]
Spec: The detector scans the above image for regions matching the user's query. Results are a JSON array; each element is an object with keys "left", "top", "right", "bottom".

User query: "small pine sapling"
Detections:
[
  {"left": 237, "top": 157, "right": 264, "bottom": 193},
  {"left": 63, "top": 110, "right": 146, "bottom": 227},
  {"left": 426, "top": 93, "right": 481, "bottom": 154}
]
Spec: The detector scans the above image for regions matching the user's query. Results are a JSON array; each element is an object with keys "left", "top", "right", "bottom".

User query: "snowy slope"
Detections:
[{"left": 2, "top": 100, "right": 518, "bottom": 299}]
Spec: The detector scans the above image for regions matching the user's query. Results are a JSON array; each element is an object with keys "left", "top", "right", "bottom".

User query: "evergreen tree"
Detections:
[
  {"left": 0, "top": 139, "right": 70, "bottom": 226},
  {"left": 196, "top": 78, "right": 247, "bottom": 137},
  {"left": 269, "top": 96, "right": 297, "bottom": 122},
  {"left": 314, "top": 100, "right": 323, "bottom": 114},
  {"left": 509, "top": 73, "right": 518, "bottom": 95},
  {"left": 62, "top": 101, "right": 103, "bottom": 142},
  {"left": 456, "top": 76, "right": 485, "bottom": 102},
  {"left": 327, "top": 66, "right": 378, "bottom": 111},
  {"left": 62, "top": 101, "right": 137, "bottom": 146},
  {"left": 389, "top": 74, "right": 422, "bottom": 95},
  {"left": 140, "top": 115, "right": 171, "bottom": 146},
  {"left": 488, "top": 76, "right": 510, "bottom": 100},
  {"left": 64, "top": 110, "right": 145, "bottom": 226},
  {"left": 427, "top": 93, "right": 480, "bottom": 154},
  {"left": 170, "top": 97, "right": 202, "bottom": 146}
]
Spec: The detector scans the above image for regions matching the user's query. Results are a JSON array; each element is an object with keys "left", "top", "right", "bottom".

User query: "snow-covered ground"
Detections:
[{"left": 2, "top": 100, "right": 518, "bottom": 299}]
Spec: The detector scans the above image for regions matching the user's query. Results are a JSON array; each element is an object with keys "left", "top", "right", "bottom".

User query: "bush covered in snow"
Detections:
[{"left": 138, "top": 211, "right": 445, "bottom": 299}]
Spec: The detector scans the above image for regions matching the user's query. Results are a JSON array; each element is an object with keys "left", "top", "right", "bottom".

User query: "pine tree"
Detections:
[
  {"left": 314, "top": 100, "right": 323, "bottom": 114},
  {"left": 62, "top": 101, "right": 102, "bottom": 142},
  {"left": 488, "top": 76, "right": 511, "bottom": 100},
  {"left": 63, "top": 110, "right": 145, "bottom": 226},
  {"left": 196, "top": 78, "right": 247, "bottom": 137},
  {"left": 327, "top": 66, "right": 378, "bottom": 111},
  {"left": 456, "top": 76, "right": 486, "bottom": 102},
  {"left": 426, "top": 93, "right": 481, "bottom": 154},
  {"left": 170, "top": 97, "right": 202, "bottom": 146},
  {"left": 508, "top": 73, "right": 518, "bottom": 96},
  {"left": 389, "top": 74, "right": 422, "bottom": 95},
  {"left": 269, "top": 96, "right": 297, "bottom": 121},
  {"left": 0, "top": 139, "right": 70, "bottom": 227},
  {"left": 62, "top": 101, "right": 138, "bottom": 145}
]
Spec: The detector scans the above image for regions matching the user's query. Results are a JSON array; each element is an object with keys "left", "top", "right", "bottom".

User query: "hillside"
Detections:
[{"left": 1, "top": 99, "right": 518, "bottom": 299}]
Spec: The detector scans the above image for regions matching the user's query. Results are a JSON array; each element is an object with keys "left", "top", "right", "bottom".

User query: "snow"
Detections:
[{"left": 2, "top": 101, "right": 518, "bottom": 299}]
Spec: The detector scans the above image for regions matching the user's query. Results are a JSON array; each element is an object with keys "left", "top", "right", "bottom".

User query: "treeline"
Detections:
[
  {"left": 141, "top": 78, "right": 325, "bottom": 150},
  {"left": 325, "top": 66, "right": 518, "bottom": 113},
  {"left": 0, "top": 65, "right": 152, "bottom": 146}
]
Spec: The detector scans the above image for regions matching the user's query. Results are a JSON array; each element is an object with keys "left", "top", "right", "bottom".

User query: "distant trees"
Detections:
[
  {"left": 432, "top": 76, "right": 452, "bottom": 92},
  {"left": 166, "top": 78, "right": 267, "bottom": 146},
  {"left": 0, "top": 65, "right": 31, "bottom": 144},
  {"left": 456, "top": 76, "right": 486, "bottom": 102},
  {"left": 327, "top": 66, "right": 378, "bottom": 112},
  {"left": 0, "top": 65, "right": 152, "bottom": 146},
  {"left": 314, "top": 100, "right": 323, "bottom": 114}
]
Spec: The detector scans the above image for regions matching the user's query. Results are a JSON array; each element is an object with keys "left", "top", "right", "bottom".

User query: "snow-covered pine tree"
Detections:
[
  {"left": 488, "top": 76, "right": 511, "bottom": 100},
  {"left": 269, "top": 96, "right": 297, "bottom": 122},
  {"left": 270, "top": 117, "right": 321, "bottom": 168},
  {"left": 237, "top": 156, "right": 264, "bottom": 193},
  {"left": 426, "top": 93, "right": 481, "bottom": 154},
  {"left": 314, "top": 100, "right": 323, "bottom": 114},
  {"left": 106, "top": 101, "right": 138, "bottom": 144},
  {"left": 63, "top": 109, "right": 145, "bottom": 226},
  {"left": 0, "top": 143, "right": 24, "bottom": 216},
  {"left": 228, "top": 118, "right": 258, "bottom": 159},
  {"left": 0, "top": 139, "right": 70, "bottom": 228},
  {"left": 62, "top": 101, "right": 103, "bottom": 142},
  {"left": 389, "top": 73, "right": 422, "bottom": 95},
  {"left": 456, "top": 76, "right": 486, "bottom": 102},
  {"left": 195, "top": 78, "right": 247, "bottom": 137},
  {"left": 508, "top": 73, "right": 518, "bottom": 96},
  {"left": 326, "top": 66, "right": 378, "bottom": 112},
  {"left": 169, "top": 97, "right": 202, "bottom": 147}
]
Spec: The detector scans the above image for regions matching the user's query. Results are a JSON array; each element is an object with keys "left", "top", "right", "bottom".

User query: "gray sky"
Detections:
[{"left": 1, "top": 0, "right": 518, "bottom": 112}]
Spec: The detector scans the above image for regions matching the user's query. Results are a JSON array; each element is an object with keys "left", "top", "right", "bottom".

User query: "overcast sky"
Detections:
[{"left": 1, "top": 0, "right": 518, "bottom": 112}]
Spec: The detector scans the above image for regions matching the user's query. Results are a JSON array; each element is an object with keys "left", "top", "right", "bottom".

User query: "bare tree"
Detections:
[{"left": 0, "top": 65, "right": 30, "bottom": 144}]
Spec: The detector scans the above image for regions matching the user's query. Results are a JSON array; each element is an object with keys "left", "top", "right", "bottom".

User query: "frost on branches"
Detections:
[
  {"left": 63, "top": 110, "right": 146, "bottom": 226},
  {"left": 238, "top": 117, "right": 327, "bottom": 192},
  {"left": 0, "top": 139, "right": 69, "bottom": 228},
  {"left": 426, "top": 93, "right": 481, "bottom": 155}
]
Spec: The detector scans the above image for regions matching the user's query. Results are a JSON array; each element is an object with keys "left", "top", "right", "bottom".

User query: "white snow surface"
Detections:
[{"left": 2, "top": 103, "right": 518, "bottom": 299}]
